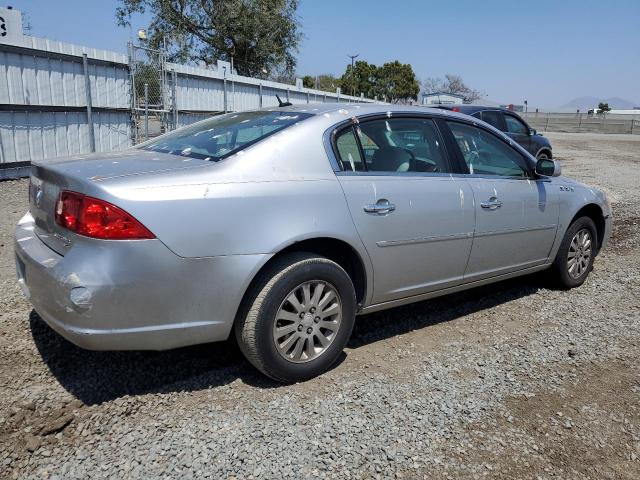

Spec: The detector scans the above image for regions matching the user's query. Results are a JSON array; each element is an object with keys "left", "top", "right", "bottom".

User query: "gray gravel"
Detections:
[{"left": 1, "top": 132, "right": 639, "bottom": 479}]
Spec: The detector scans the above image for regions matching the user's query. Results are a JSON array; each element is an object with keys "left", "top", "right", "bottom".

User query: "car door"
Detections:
[
  {"left": 503, "top": 113, "right": 532, "bottom": 154},
  {"left": 444, "top": 120, "right": 559, "bottom": 281},
  {"left": 333, "top": 116, "right": 475, "bottom": 304}
]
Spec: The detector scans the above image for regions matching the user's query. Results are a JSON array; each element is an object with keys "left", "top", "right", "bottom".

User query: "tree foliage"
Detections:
[
  {"left": 302, "top": 75, "right": 315, "bottom": 89},
  {"left": 339, "top": 60, "right": 378, "bottom": 98},
  {"left": 422, "top": 74, "right": 482, "bottom": 104},
  {"left": 597, "top": 102, "right": 611, "bottom": 113},
  {"left": 331, "top": 60, "right": 419, "bottom": 103},
  {"left": 116, "top": 0, "right": 302, "bottom": 78},
  {"left": 372, "top": 61, "right": 420, "bottom": 103},
  {"left": 315, "top": 74, "right": 340, "bottom": 92}
]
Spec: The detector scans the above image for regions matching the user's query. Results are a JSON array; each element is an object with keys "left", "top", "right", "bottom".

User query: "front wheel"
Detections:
[
  {"left": 235, "top": 253, "right": 356, "bottom": 382},
  {"left": 551, "top": 216, "right": 598, "bottom": 288}
]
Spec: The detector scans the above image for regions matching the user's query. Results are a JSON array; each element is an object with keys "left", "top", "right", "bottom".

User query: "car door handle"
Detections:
[
  {"left": 480, "top": 197, "right": 503, "bottom": 210},
  {"left": 364, "top": 199, "right": 396, "bottom": 215}
]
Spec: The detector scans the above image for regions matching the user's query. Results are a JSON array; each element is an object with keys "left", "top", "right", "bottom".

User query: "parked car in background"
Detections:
[
  {"left": 15, "top": 104, "right": 611, "bottom": 382},
  {"left": 436, "top": 105, "right": 553, "bottom": 160}
]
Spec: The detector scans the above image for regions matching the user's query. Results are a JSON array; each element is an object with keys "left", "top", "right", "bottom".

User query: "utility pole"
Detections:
[{"left": 347, "top": 53, "right": 359, "bottom": 96}]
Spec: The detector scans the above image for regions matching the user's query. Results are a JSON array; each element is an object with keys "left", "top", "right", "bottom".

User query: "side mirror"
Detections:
[
  {"left": 535, "top": 158, "right": 561, "bottom": 177},
  {"left": 529, "top": 128, "right": 537, "bottom": 135}
]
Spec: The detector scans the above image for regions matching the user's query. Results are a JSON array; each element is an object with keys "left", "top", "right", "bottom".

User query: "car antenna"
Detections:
[{"left": 276, "top": 94, "right": 293, "bottom": 107}]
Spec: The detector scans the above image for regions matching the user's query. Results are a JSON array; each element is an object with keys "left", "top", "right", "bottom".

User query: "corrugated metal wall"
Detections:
[
  {"left": 0, "top": 34, "right": 377, "bottom": 168},
  {"left": 0, "top": 111, "right": 130, "bottom": 163}
]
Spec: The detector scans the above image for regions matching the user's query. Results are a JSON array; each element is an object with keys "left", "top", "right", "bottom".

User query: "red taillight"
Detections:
[
  {"left": 55, "top": 191, "right": 155, "bottom": 240},
  {"left": 452, "top": 107, "right": 461, "bottom": 112}
]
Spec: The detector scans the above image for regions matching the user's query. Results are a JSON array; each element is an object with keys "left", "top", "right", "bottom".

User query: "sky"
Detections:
[{"left": 12, "top": 0, "right": 640, "bottom": 109}]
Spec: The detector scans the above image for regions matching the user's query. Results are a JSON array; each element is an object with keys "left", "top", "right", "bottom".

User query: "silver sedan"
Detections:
[{"left": 15, "top": 104, "right": 612, "bottom": 382}]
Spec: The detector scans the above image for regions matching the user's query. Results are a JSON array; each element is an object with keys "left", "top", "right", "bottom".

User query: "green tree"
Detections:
[
  {"left": 116, "top": 0, "right": 302, "bottom": 78},
  {"left": 302, "top": 75, "right": 315, "bottom": 89},
  {"left": 339, "top": 60, "right": 377, "bottom": 97},
  {"left": 315, "top": 74, "right": 340, "bottom": 93},
  {"left": 373, "top": 61, "right": 420, "bottom": 103},
  {"left": 597, "top": 102, "right": 611, "bottom": 113},
  {"left": 422, "top": 74, "right": 482, "bottom": 104}
]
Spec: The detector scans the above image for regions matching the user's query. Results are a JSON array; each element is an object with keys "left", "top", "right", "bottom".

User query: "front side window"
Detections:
[
  {"left": 504, "top": 114, "right": 529, "bottom": 135},
  {"left": 447, "top": 122, "right": 528, "bottom": 177},
  {"left": 140, "top": 111, "right": 312, "bottom": 161},
  {"left": 354, "top": 118, "right": 449, "bottom": 173}
]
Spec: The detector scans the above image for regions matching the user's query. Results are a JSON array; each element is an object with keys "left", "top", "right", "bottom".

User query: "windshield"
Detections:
[{"left": 140, "top": 111, "right": 313, "bottom": 161}]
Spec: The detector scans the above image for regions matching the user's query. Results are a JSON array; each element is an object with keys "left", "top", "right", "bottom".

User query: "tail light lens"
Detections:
[
  {"left": 55, "top": 191, "right": 155, "bottom": 240},
  {"left": 452, "top": 107, "right": 461, "bottom": 112}
]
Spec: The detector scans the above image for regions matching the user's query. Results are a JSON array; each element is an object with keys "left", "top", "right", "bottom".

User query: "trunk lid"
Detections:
[{"left": 29, "top": 149, "right": 210, "bottom": 254}]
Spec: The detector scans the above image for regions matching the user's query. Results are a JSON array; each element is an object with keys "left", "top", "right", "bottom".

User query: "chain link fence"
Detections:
[
  {"left": 521, "top": 112, "right": 640, "bottom": 135},
  {"left": 129, "top": 44, "right": 171, "bottom": 143}
]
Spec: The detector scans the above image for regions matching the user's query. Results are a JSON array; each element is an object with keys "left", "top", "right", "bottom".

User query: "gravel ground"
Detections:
[{"left": 1, "top": 132, "right": 639, "bottom": 479}]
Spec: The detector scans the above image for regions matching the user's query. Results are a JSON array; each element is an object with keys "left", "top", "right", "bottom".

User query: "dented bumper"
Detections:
[{"left": 14, "top": 212, "right": 269, "bottom": 350}]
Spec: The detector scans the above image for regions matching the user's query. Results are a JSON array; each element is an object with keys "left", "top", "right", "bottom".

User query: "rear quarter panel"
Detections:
[{"left": 91, "top": 114, "right": 373, "bottom": 288}]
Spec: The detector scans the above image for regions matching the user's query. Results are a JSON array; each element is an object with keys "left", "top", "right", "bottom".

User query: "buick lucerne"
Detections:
[{"left": 15, "top": 105, "right": 612, "bottom": 382}]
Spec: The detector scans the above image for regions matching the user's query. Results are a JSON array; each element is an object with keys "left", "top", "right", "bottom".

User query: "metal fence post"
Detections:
[
  {"left": 286, "top": 88, "right": 290, "bottom": 103},
  {"left": 82, "top": 53, "right": 96, "bottom": 152},
  {"left": 171, "top": 69, "right": 178, "bottom": 130},
  {"left": 577, "top": 113, "right": 582, "bottom": 132},
  {"left": 223, "top": 68, "right": 228, "bottom": 113},
  {"left": 306, "top": 91, "right": 310, "bottom": 104},
  {"left": 144, "top": 83, "right": 149, "bottom": 140},
  {"left": 631, "top": 118, "right": 635, "bottom": 135},
  {"left": 259, "top": 83, "right": 263, "bottom": 108},
  {"left": 545, "top": 112, "right": 550, "bottom": 132}
]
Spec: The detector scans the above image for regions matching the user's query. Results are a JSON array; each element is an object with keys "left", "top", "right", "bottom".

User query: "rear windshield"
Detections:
[{"left": 140, "top": 111, "right": 312, "bottom": 161}]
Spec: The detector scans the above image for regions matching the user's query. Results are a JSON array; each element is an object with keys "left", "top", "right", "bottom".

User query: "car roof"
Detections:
[{"left": 257, "top": 102, "right": 479, "bottom": 121}]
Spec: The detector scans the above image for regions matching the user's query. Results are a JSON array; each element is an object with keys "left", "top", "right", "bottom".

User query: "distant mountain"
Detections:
[{"left": 557, "top": 96, "right": 639, "bottom": 112}]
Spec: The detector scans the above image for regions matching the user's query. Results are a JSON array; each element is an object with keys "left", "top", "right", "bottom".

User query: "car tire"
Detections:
[
  {"left": 235, "top": 252, "right": 356, "bottom": 382},
  {"left": 551, "top": 216, "right": 598, "bottom": 289}
]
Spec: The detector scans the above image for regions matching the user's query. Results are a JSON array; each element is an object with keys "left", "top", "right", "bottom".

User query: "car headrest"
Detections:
[{"left": 370, "top": 147, "right": 411, "bottom": 172}]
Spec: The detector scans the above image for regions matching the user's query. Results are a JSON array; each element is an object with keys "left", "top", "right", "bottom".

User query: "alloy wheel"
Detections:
[
  {"left": 272, "top": 281, "right": 342, "bottom": 363},
  {"left": 567, "top": 228, "right": 592, "bottom": 279}
]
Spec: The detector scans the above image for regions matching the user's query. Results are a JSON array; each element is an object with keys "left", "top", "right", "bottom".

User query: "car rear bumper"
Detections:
[{"left": 15, "top": 212, "right": 269, "bottom": 350}]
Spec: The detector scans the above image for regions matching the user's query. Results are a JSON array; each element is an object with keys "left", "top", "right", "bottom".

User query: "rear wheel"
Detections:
[
  {"left": 551, "top": 216, "right": 598, "bottom": 288},
  {"left": 235, "top": 253, "right": 356, "bottom": 382}
]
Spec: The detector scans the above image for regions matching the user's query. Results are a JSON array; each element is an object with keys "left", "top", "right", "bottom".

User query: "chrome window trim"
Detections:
[{"left": 335, "top": 171, "right": 454, "bottom": 178}]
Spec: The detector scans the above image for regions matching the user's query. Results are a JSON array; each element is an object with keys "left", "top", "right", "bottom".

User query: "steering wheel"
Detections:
[{"left": 404, "top": 148, "right": 440, "bottom": 172}]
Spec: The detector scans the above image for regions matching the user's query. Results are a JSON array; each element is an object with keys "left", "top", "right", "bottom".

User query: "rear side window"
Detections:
[
  {"left": 335, "top": 128, "right": 365, "bottom": 172},
  {"left": 447, "top": 121, "right": 527, "bottom": 177},
  {"left": 140, "top": 111, "right": 312, "bottom": 161},
  {"left": 481, "top": 111, "right": 503, "bottom": 130},
  {"left": 357, "top": 118, "right": 450, "bottom": 173}
]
